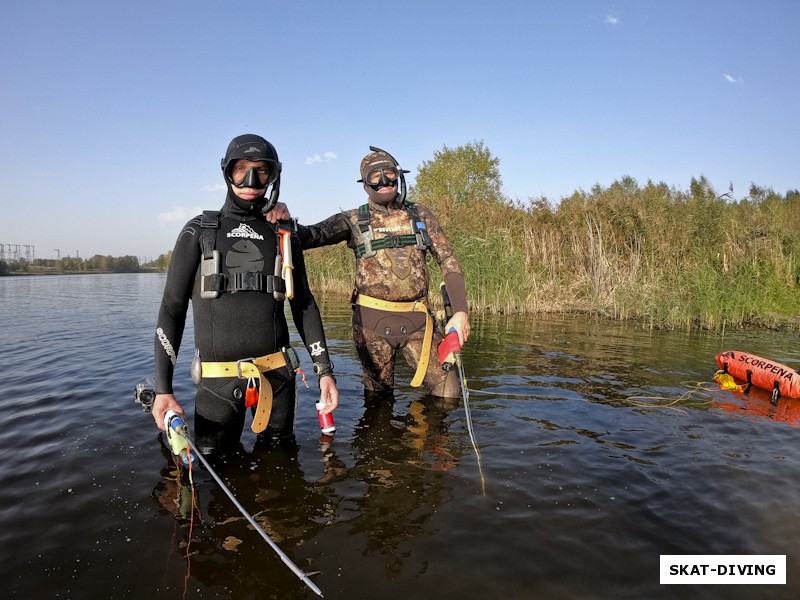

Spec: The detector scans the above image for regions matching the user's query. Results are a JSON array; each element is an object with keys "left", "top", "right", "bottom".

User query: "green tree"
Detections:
[
  {"left": 409, "top": 140, "right": 503, "bottom": 222},
  {"left": 405, "top": 141, "right": 528, "bottom": 310},
  {"left": 113, "top": 256, "right": 140, "bottom": 273},
  {"left": 154, "top": 251, "right": 172, "bottom": 272}
]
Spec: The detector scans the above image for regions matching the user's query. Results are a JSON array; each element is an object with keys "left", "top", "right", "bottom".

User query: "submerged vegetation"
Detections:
[{"left": 303, "top": 141, "right": 800, "bottom": 331}]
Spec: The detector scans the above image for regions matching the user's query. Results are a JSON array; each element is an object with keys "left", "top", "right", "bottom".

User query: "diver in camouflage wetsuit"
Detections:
[{"left": 273, "top": 148, "right": 470, "bottom": 398}]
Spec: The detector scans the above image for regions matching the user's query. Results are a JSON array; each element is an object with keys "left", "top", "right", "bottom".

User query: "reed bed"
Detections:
[{"left": 304, "top": 176, "right": 800, "bottom": 330}]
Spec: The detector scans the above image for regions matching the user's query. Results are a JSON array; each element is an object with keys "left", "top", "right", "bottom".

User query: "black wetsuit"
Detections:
[{"left": 154, "top": 196, "right": 332, "bottom": 452}]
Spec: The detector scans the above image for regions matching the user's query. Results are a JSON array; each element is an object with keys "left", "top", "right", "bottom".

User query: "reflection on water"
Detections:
[
  {"left": 143, "top": 390, "right": 464, "bottom": 597},
  {"left": 2, "top": 274, "right": 800, "bottom": 599}
]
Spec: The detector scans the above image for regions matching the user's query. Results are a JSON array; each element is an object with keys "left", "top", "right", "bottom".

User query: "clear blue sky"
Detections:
[{"left": 1, "top": 1, "right": 797, "bottom": 261}]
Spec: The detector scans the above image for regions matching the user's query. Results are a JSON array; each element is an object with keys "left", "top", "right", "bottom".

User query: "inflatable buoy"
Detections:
[{"left": 715, "top": 350, "right": 800, "bottom": 399}]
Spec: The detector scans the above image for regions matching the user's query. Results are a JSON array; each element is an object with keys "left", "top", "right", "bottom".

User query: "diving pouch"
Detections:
[{"left": 200, "top": 250, "right": 221, "bottom": 299}]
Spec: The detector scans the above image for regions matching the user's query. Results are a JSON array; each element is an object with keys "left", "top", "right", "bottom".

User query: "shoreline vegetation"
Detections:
[
  {"left": 5, "top": 142, "right": 797, "bottom": 332},
  {"left": 0, "top": 253, "right": 161, "bottom": 276},
  {"left": 302, "top": 143, "right": 800, "bottom": 332}
]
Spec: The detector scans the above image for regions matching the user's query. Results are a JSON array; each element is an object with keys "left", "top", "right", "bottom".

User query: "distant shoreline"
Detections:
[{"left": 1, "top": 268, "right": 162, "bottom": 277}]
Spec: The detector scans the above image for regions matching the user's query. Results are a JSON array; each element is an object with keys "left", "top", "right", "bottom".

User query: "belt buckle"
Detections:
[
  {"left": 233, "top": 271, "right": 263, "bottom": 291},
  {"left": 236, "top": 357, "right": 254, "bottom": 378}
]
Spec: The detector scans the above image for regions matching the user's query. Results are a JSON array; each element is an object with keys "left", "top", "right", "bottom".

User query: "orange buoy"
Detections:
[{"left": 715, "top": 350, "right": 800, "bottom": 399}]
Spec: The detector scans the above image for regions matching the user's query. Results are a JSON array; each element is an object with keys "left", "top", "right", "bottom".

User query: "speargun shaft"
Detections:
[{"left": 164, "top": 410, "right": 324, "bottom": 597}]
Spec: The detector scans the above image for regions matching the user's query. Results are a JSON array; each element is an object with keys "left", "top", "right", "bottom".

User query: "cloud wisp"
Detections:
[
  {"left": 305, "top": 151, "right": 338, "bottom": 165},
  {"left": 158, "top": 206, "right": 204, "bottom": 225},
  {"left": 723, "top": 73, "right": 744, "bottom": 84}
]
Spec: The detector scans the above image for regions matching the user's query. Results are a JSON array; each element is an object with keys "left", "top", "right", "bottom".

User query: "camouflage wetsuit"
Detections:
[{"left": 297, "top": 199, "right": 468, "bottom": 397}]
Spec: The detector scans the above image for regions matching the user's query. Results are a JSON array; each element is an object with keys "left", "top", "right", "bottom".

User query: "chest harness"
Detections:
[
  {"left": 195, "top": 211, "right": 302, "bottom": 431},
  {"left": 353, "top": 201, "right": 433, "bottom": 259},
  {"left": 351, "top": 201, "right": 436, "bottom": 388},
  {"left": 199, "top": 210, "right": 295, "bottom": 300}
]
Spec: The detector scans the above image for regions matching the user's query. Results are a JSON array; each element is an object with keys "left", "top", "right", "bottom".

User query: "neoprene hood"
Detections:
[
  {"left": 358, "top": 146, "right": 410, "bottom": 207},
  {"left": 221, "top": 134, "right": 282, "bottom": 214}
]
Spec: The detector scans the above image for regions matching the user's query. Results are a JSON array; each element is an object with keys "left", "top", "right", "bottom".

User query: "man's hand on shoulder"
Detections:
[{"left": 264, "top": 202, "right": 292, "bottom": 223}]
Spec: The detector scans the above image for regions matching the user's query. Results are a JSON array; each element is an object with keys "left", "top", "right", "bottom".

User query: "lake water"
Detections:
[{"left": 2, "top": 273, "right": 799, "bottom": 599}]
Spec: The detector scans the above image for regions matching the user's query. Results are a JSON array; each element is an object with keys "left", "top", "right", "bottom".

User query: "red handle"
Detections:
[{"left": 437, "top": 330, "right": 461, "bottom": 366}]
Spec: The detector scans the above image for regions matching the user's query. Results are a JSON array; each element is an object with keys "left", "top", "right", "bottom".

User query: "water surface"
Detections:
[{"left": 2, "top": 274, "right": 798, "bottom": 599}]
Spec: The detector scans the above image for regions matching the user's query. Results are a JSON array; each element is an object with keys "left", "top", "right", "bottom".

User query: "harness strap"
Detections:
[
  {"left": 197, "top": 351, "right": 289, "bottom": 433},
  {"left": 201, "top": 272, "right": 286, "bottom": 294},
  {"left": 405, "top": 202, "right": 433, "bottom": 249},
  {"left": 357, "top": 204, "right": 371, "bottom": 233},
  {"left": 199, "top": 211, "right": 222, "bottom": 299},
  {"left": 355, "top": 234, "right": 420, "bottom": 258},
  {"left": 356, "top": 204, "right": 376, "bottom": 258},
  {"left": 200, "top": 211, "right": 220, "bottom": 259},
  {"left": 354, "top": 293, "right": 433, "bottom": 387}
]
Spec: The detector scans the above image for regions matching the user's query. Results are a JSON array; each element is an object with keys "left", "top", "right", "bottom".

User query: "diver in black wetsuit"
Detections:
[{"left": 151, "top": 134, "right": 338, "bottom": 454}]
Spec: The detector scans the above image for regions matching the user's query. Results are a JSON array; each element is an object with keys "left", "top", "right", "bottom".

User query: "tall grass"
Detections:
[{"left": 303, "top": 177, "right": 800, "bottom": 330}]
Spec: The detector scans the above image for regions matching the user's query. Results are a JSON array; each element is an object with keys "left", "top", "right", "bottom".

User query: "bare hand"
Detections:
[
  {"left": 445, "top": 311, "right": 471, "bottom": 345},
  {"left": 152, "top": 393, "right": 184, "bottom": 431},
  {"left": 264, "top": 201, "right": 291, "bottom": 223},
  {"left": 318, "top": 376, "right": 339, "bottom": 414}
]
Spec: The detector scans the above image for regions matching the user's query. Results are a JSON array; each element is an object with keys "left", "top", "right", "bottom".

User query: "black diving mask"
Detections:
[
  {"left": 228, "top": 161, "right": 279, "bottom": 188},
  {"left": 365, "top": 167, "right": 399, "bottom": 188}
]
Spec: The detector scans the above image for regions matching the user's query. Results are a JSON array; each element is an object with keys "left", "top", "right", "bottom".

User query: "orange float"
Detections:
[{"left": 715, "top": 350, "right": 800, "bottom": 399}]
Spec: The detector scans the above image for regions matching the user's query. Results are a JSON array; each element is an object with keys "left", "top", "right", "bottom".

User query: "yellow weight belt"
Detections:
[
  {"left": 197, "top": 351, "right": 288, "bottom": 433},
  {"left": 354, "top": 293, "right": 433, "bottom": 387}
]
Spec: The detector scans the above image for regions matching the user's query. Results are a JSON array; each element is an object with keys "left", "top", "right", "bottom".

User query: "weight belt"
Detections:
[
  {"left": 196, "top": 351, "right": 288, "bottom": 433},
  {"left": 354, "top": 294, "right": 432, "bottom": 387}
]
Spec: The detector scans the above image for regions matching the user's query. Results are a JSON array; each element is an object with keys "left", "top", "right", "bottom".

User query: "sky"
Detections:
[{"left": 1, "top": 1, "right": 797, "bottom": 261}]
